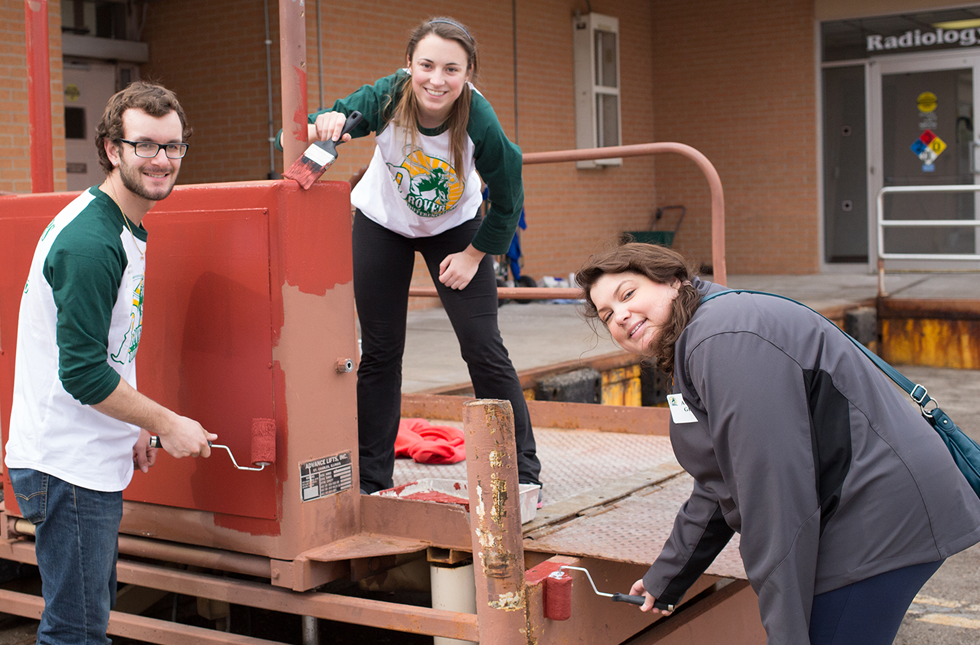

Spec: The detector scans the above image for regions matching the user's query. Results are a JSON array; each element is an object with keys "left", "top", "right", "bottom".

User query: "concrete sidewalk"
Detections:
[{"left": 402, "top": 271, "right": 978, "bottom": 394}]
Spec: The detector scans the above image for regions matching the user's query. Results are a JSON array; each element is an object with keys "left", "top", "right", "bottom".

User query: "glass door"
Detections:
[{"left": 870, "top": 52, "right": 980, "bottom": 269}]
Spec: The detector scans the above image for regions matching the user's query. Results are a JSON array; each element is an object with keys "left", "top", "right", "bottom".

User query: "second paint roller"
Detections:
[{"left": 149, "top": 418, "right": 276, "bottom": 472}]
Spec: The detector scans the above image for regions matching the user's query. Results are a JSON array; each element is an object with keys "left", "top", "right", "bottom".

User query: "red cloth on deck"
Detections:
[{"left": 395, "top": 418, "right": 466, "bottom": 464}]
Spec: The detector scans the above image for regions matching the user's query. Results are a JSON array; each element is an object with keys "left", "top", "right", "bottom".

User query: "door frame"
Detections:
[{"left": 868, "top": 48, "right": 980, "bottom": 271}]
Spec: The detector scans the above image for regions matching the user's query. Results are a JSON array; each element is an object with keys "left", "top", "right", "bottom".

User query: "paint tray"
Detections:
[{"left": 377, "top": 478, "right": 540, "bottom": 524}]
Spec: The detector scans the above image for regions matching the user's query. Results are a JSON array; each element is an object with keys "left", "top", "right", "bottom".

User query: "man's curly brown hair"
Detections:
[{"left": 95, "top": 81, "right": 191, "bottom": 175}]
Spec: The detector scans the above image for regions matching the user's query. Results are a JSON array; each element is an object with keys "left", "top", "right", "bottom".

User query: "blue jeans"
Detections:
[
  {"left": 8, "top": 468, "right": 122, "bottom": 645},
  {"left": 809, "top": 559, "right": 944, "bottom": 645}
]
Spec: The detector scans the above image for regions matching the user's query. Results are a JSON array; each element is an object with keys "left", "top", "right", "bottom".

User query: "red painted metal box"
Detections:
[{"left": 0, "top": 181, "right": 360, "bottom": 562}]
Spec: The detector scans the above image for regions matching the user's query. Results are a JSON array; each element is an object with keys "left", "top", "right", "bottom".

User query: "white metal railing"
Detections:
[
  {"left": 875, "top": 184, "right": 980, "bottom": 296},
  {"left": 876, "top": 185, "right": 980, "bottom": 261}
]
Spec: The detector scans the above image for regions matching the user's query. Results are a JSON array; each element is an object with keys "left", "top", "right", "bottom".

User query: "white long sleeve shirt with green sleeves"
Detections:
[{"left": 5, "top": 186, "right": 147, "bottom": 492}]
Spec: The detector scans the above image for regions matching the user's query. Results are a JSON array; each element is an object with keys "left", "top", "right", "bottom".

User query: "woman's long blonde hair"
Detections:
[
  {"left": 576, "top": 243, "right": 702, "bottom": 377},
  {"left": 388, "top": 17, "right": 479, "bottom": 170}
]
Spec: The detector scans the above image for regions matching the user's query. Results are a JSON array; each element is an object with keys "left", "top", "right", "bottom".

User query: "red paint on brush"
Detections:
[{"left": 250, "top": 418, "right": 277, "bottom": 465}]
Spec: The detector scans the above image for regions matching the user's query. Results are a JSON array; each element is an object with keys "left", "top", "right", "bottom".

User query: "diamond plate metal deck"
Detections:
[
  {"left": 392, "top": 425, "right": 746, "bottom": 581},
  {"left": 393, "top": 425, "right": 679, "bottom": 506},
  {"left": 525, "top": 472, "right": 745, "bottom": 580}
]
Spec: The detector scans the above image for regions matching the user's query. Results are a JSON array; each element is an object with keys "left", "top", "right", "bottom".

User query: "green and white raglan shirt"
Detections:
[
  {"left": 5, "top": 186, "right": 147, "bottom": 492},
  {"left": 282, "top": 71, "right": 524, "bottom": 255}
]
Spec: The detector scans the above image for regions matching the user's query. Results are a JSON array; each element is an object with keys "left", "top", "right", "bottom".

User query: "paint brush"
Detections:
[{"left": 283, "top": 111, "right": 363, "bottom": 190}]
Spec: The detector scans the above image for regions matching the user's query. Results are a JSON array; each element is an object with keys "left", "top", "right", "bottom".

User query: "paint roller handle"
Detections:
[
  {"left": 149, "top": 436, "right": 212, "bottom": 450},
  {"left": 611, "top": 593, "right": 646, "bottom": 606}
]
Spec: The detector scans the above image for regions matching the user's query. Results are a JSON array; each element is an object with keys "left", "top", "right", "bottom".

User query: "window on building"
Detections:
[{"left": 573, "top": 13, "right": 622, "bottom": 168}]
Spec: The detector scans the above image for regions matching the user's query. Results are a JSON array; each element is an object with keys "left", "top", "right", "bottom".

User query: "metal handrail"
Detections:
[
  {"left": 410, "top": 142, "right": 727, "bottom": 299},
  {"left": 875, "top": 184, "right": 980, "bottom": 296}
]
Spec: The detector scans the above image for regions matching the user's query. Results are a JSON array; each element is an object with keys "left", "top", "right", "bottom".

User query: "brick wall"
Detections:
[
  {"left": 518, "top": 0, "right": 658, "bottom": 284},
  {"left": 138, "top": 1, "right": 662, "bottom": 308},
  {"left": 139, "top": 0, "right": 283, "bottom": 185},
  {"left": 2, "top": 0, "right": 821, "bottom": 279},
  {"left": 651, "top": 0, "right": 820, "bottom": 273},
  {"left": 0, "top": 0, "right": 65, "bottom": 194}
]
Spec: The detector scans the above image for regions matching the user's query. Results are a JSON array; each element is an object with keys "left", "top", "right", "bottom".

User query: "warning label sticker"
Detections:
[
  {"left": 300, "top": 452, "right": 353, "bottom": 502},
  {"left": 910, "top": 129, "right": 946, "bottom": 167}
]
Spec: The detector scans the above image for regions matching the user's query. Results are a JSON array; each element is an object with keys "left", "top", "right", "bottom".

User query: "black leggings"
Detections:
[
  {"left": 352, "top": 210, "right": 541, "bottom": 493},
  {"left": 808, "top": 559, "right": 943, "bottom": 645}
]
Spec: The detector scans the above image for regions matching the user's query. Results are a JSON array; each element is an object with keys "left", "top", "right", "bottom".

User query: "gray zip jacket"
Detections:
[{"left": 642, "top": 280, "right": 980, "bottom": 643}]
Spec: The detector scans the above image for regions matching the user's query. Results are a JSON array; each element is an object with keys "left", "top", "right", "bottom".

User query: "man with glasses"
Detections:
[{"left": 4, "top": 82, "right": 216, "bottom": 645}]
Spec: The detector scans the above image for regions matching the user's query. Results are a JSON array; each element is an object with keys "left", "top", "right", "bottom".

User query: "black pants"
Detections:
[
  {"left": 808, "top": 559, "right": 944, "bottom": 645},
  {"left": 353, "top": 210, "right": 541, "bottom": 493}
]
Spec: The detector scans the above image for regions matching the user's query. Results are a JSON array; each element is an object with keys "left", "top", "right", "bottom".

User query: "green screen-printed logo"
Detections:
[
  {"left": 111, "top": 274, "right": 143, "bottom": 365},
  {"left": 40, "top": 221, "right": 55, "bottom": 241},
  {"left": 387, "top": 149, "right": 464, "bottom": 218}
]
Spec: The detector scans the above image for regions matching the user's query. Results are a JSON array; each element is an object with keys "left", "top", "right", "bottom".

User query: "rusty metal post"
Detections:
[
  {"left": 523, "top": 142, "right": 727, "bottom": 286},
  {"left": 463, "top": 399, "right": 528, "bottom": 644},
  {"left": 25, "top": 0, "right": 54, "bottom": 193},
  {"left": 278, "top": 0, "right": 308, "bottom": 169}
]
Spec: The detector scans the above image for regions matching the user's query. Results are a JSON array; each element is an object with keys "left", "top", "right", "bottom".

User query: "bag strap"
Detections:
[{"left": 700, "top": 290, "right": 938, "bottom": 414}]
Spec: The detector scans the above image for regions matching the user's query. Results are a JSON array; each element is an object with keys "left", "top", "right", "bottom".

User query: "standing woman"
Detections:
[
  {"left": 277, "top": 18, "right": 541, "bottom": 494},
  {"left": 576, "top": 243, "right": 980, "bottom": 644}
]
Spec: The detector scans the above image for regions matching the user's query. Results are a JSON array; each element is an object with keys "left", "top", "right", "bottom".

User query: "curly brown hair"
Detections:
[
  {"left": 95, "top": 81, "right": 191, "bottom": 175},
  {"left": 576, "top": 243, "right": 702, "bottom": 376}
]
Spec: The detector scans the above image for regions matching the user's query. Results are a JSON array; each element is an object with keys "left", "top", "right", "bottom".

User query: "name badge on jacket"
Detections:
[{"left": 667, "top": 394, "right": 698, "bottom": 424}]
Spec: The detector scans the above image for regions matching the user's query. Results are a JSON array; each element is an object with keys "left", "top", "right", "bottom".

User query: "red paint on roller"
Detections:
[
  {"left": 544, "top": 572, "right": 573, "bottom": 620},
  {"left": 250, "top": 418, "right": 277, "bottom": 465}
]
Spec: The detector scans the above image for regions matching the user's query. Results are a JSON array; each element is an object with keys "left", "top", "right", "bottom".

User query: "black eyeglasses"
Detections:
[{"left": 116, "top": 139, "right": 189, "bottom": 159}]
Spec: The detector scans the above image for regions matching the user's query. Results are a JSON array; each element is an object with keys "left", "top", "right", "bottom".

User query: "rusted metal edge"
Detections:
[
  {"left": 118, "top": 534, "right": 272, "bottom": 579},
  {"left": 0, "top": 589, "right": 280, "bottom": 645},
  {"left": 415, "top": 350, "right": 637, "bottom": 395},
  {"left": 878, "top": 297, "right": 980, "bottom": 320},
  {"left": 118, "top": 556, "right": 480, "bottom": 640},
  {"left": 360, "top": 493, "right": 472, "bottom": 550},
  {"left": 624, "top": 579, "right": 753, "bottom": 644},
  {"left": 0, "top": 543, "right": 479, "bottom": 642},
  {"left": 1, "top": 532, "right": 475, "bottom": 639},
  {"left": 402, "top": 392, "right": 671, "bottom": 435},
  {"left": 292, "top": 531, "right": 430, "bottom": 563},
  {"left": 4, "top": 517, "right": 273, "bottom": 579},
  {"left": 819, "top": 299, "right": 878, "bottom": 327},
  {"left": 409, "top": 286, "right": 581, "bottom": 300}
]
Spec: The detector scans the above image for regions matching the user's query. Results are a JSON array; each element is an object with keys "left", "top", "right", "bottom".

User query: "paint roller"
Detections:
[
  {"left": 557, "top": 566, "right": 646, "bottom": 606},
  {"left": 148, "top": 418, "right": 276, "bottom": 472}
]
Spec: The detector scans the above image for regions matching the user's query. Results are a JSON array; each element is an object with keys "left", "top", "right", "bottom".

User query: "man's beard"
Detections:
[{"left": 119, "top": 159, "right": 177, "bottom": 202}]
